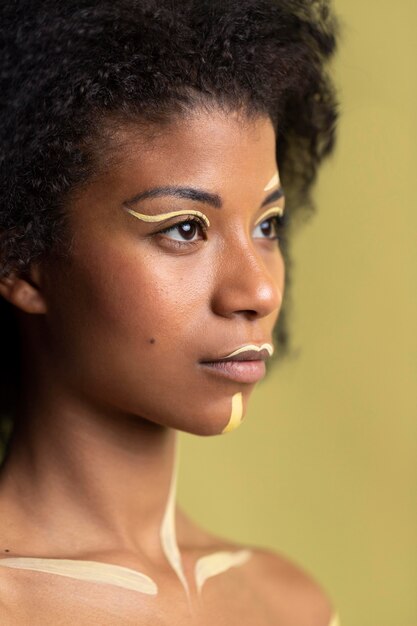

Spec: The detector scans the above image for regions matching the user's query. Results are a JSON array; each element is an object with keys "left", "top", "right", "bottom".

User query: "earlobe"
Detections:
[{"left": 0, "top": 266, "right": 47, "bottom": 314}]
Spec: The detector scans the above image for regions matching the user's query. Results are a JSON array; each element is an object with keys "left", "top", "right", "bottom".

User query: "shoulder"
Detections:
[
  {"left": 184, "top": 521, "right": 336, "bottom": 626},
  {"left": 178, "top": 512, "right": 337, "bottom": 625},
  {"left": 241, "top": 545, "right": 336, "bottom": 626}
]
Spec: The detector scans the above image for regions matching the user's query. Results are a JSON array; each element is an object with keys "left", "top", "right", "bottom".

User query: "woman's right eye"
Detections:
[{"left": 157, "top": 217, "right": 207, "bottom": 245}]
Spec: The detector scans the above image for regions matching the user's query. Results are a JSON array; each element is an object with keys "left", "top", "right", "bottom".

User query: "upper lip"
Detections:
[{"left": 200, "top": 343, "right": 274, "bottom": 363}]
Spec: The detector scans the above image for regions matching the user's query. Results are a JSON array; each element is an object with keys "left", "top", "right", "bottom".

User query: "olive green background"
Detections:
[{"left": 178, "top": 2, "right": 417, "bottom": 625}]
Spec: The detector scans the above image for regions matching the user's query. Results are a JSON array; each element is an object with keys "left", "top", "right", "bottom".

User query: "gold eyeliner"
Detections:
[
  {"left": 254, "top": 206, "right": 285, "bottom": 226},
  {"left": 123, "top": 205, "right": 284, "bottom": 233},
  {"left": 123, "top": 207, "right": 211, "bottom": 227}
]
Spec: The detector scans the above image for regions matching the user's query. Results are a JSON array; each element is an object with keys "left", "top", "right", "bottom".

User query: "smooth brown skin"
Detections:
[{"left": 0, "top": 108, "right": 334, "bottom": 624}]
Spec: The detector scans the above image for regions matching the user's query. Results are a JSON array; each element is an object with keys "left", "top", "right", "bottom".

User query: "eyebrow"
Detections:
[
  {"left": 261, "top": 187, "right": 284, "bottom": 207},
  {"left": 124, "top": 186, "right": 222, "bottom": 209},
  {"left": 123, "top": 185, "right": 284, "bottom": 210}
]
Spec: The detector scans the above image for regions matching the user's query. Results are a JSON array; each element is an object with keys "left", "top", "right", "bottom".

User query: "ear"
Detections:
[{"left": 0, "top": 264, "right": 47, "bottom": 314}]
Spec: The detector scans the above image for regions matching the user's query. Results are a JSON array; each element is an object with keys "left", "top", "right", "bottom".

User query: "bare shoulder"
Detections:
[
  {"left": 244, "top": 545, "right": 336, "bottom": 626},
  {"left": 178, "top": 510, "right": 335, "bottom": 625},
  {"left": 181, "top": 512, "right": 336, "bottom": 626}
]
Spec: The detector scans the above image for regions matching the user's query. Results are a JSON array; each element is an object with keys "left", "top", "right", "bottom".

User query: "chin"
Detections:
[
  {"left": 174, "top": 400, "right": 246, "bottom": 437},
  {"left": 127, "top": 389, "right": 247, "bottom": 437}
]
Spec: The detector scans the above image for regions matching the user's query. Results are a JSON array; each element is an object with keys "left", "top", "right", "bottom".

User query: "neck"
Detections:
[{"left": 0, "top": 376, "right": 180, "bottom": 565}]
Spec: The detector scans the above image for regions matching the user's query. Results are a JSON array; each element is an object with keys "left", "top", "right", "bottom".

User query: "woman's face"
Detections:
[{"left": 41, "top": 108, "right": 285, "bottom": 436}]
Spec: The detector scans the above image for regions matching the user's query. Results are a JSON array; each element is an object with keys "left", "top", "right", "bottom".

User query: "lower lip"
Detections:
[{"left": 199, "top": 360, "right": 266, "bottom": 383}]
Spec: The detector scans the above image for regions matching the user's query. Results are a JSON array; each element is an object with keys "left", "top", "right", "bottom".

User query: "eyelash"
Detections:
[{"left": 156, "top": 214, "right": 287, "bottom": 248}]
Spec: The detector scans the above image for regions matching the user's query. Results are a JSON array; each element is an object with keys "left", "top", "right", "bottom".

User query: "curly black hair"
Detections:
[{"left": 0, "top": 0, "right": 339, "bottom": 432}]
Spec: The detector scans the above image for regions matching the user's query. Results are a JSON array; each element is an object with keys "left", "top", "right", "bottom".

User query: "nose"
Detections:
[{"left": 210, "top": 236, "right": 284, "bottom": 321}]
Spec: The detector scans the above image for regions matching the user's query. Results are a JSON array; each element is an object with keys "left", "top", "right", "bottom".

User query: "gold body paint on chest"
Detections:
[
  {"left": 0, "top": 424, "right": 255, "bottom": 604},
  {"left": 124, "top": 207, "right": 211, "bottom": 227},
  {"left": 194, "top": 549, "right": 252, "bottom": 595},
  {"left": 0, "top": 557, "right": 158, "bottom": 594},
  {"left": 222, "top": 392, "right": 243, "bottom": 434}
]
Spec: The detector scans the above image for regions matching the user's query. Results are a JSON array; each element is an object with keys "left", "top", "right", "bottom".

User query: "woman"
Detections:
[{"left": 0, "top": 0, "right": 340, "bottom": 623}]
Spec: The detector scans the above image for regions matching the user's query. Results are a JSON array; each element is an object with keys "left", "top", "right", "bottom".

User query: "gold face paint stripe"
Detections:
[
  {"left": 328, "top": 614, "right": 342, "bottom": 626},
  {"left": 0, "top": 558, "right": 158, "bottom": 594},
  {"left": 222, "top": 344, "right": 274, "bottom": 360},
  {"left": 195, "top": 549, "right": 252, "bottom": 595},
  {"left": 264, "top": 172, "right": 280, "bottom": 191},
  {"left": 254, "top": 206, "right": 284, "bottom": 226},
  {"left": 124, "top": 207, "right": 211, "bottom": 228},
  {"left": 222, "top": 392, "right": 243, "bottom": 434}
]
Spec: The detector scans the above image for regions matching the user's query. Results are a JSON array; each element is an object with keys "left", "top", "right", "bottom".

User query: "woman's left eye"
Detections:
[
  {"left": 157, "top": 217, "right": 207, "bottom": 244},
  {"left": 253, "top": 216, "right": 281, "bottom": 240}
]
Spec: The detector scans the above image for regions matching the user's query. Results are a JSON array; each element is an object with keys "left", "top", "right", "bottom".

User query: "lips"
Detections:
[
  {"left": 199, "top": 360, "right": 266, "bottom": 384},
  {"left": 209, "top": 348, "right": 270, "bottom": 362},
  {"left": 200, "top": 343, "right": 274, "bottom": 364},
  {"left": 199, "top": 343, "right": 273, "bottom": 383}
]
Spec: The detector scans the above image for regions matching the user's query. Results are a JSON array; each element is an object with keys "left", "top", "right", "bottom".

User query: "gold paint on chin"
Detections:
[
  {"left": 124, "top": 207, "right": 211, "bottom": 227},
  {"left": 264, "top": 172, "right": 280, "bottom": 191},
  {"left": 222, "top": 392, "right": 243, "bottom": 434}
]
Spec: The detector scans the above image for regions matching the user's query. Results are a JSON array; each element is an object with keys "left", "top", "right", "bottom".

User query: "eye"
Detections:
[
  {"left": 157, "top": 216, "right": 207, "bottom": 244},
  {"left": 253, "top": 214, "right": 286, "bottom": 241}
]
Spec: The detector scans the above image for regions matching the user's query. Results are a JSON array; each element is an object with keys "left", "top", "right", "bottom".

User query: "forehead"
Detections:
[{"left": 95, "top": 109, "right": 277, "bottom": 193}]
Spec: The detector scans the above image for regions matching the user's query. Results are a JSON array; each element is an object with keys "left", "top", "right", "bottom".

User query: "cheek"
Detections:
[
  {"left": 52, "top": 239, "right": 211, "bottom": 378},
  {"left": 95, "top": 250, "right": 208, "bottom": 345}
]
